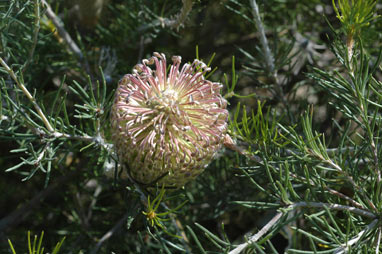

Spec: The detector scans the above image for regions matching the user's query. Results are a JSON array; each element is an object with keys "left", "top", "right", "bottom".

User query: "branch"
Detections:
[
  {"left": 228, "top": 212, "right": 283, "bottom": 254},
  {"left": 313, "top": 152, "right": 378, "bottom": 212},
  {"left": 376, "top": 228, "right": 381, "bottom": 254},
  {"left": 291, "top": 202, "right": 376, "bottom": 219},
  {"left": 161, "top": 0, "right": 193, "bottom": 30},
  {"left": 370, "top": 138, "right": 381, "bottom": 197},
  {"left": 228, "top": 201, "right": 376, "bottom": 254},
  {"left": 249, "top": 0, "right": 274, "bottom": 73},
  {"left": 22, "top": 0, "right": 41, "bottom": 73},
  {"left": 0, "top": 58, "right": 113, "bottom": 153},
  {"left": 0, "top": 65, "right": 112, "bottom": 150},
  {"left": 50, "top": 131, "right": 113, "bottom": 151},
  {"left": 41, "top": 0, "right": 82, "bottom": 59},
  {"left": 223, "top": 136, "right": 263, "bottom": 164},
  {"left": 249, "top": 0, "right": 291, "bottom": 120},
  {"left": 138, "top": 0, "right": 193, "bottom": 32},
  {"left": 90, "top": 211, "right": 132, "bottom": 254},
  {"left": 334, "top": 219, "right": 378, "bottom": 254},
  {"left": 289, "top": 172, "right": 364, "bottom": 209},
  {"left": 285, "top": 144, "right": 377, "bottom": 212},
  {"left": 40, "top": 0, "right": 90, "bottom": 74},
  {"left": 0, "top": 57, "right": 54, "bottom": 132},
  {"left": 137, "top": 36, "right": 145, "bottom": 63},
  {"left": 226, "top": 141, "right": 365, "bottom": 210}
]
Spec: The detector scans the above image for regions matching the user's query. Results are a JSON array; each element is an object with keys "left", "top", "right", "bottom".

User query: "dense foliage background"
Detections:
[{"left": 1, "top": 0, "right": 382, "bottom": 253}]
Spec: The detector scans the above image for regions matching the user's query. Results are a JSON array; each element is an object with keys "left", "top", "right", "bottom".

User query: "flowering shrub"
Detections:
[{"left": 1, "top": 0, "right": 382, "bottom": 253}]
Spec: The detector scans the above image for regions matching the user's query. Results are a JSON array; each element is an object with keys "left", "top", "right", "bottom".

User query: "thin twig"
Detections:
[
  {"left": 33, "top": 143, "right": 49, "bottom": 166},
  {"left": 87, "top": 184, "right": 102, "bottom": 224},
  {"left": 137, "top": 36, "right": 145, "bottom": 63},
  {"left": 249, "top": 0, "right": 292, "bottom": 121},
  {"left": 50, "top": 131, "right": 113, "bottom": 151},
  {"left": 0, "top": 57, "right": 54, "bottom": 132},
  {"left": 291, "top": 202, "right": 376, "bottom": 219},
  {"left": 249, "top": 0, "right": 274, "bottom": 72},
  {"left": 370, "top": 139, "right": 381, "bottom": 189},
  {"left": 224, "top": 139, "right": 263, "bottom": 164},
  {"left": 41, "top": 0, "right": 90, "bottom": 74},
  {"left": 161, "top": 0, "right": 193, "bottom": 30},
  {"left": 1, "top": 57, "right": 112, "bottom": 152},
  {"left": 41, "top": 0, "right": 82, "bottom": 59},
  {"left": 0, "top": 57, "right": 113, "bottom": 151},
  {"left": 286, "top": 143, "right": 377, "bottom": 211},
  {"left": 317, "top": 153, "right": 378, "bottom": 212},
  {"left": 286, "top": 141, "right": 378, "bottom": 213},
  {"left": 334, "top": 219, "right": 378, "bottom": 254},
  {"left": 138, "top": 0, "right": 193, "bottom": 32},
  {"left": 376, "top": 228, "right": 381, "bottom": 254},
  {"left": 229, "top": 212, "right": 283, "bottom": 254},
  {"left": 227, "top": 141, "right": 365, "bottom": 210},
  {"left": 286, "top": 145, "right": 382, "bottom": 159},
  {"left": 90, "top": 211, "right": 132, "bottom": 254},
  {"left": 229, "top": 201, "right": 376, "bottom": 254},
  {"left": 289, "top": 172, "right": 364, "bottom": 209},
  {"left": 22, "top": 0, "right": 41, "bottom": 73},
  {"left": 75, "top": 191, "right": 90, "bottom": 229}
]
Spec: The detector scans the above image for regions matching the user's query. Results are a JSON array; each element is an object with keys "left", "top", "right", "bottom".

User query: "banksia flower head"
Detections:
[{"left": 111, "top": 52, "right": 228, "bottom": 188}]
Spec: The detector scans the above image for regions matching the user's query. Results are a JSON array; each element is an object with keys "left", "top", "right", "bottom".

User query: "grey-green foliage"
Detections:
[{"left": 2, "top": 0, "right": 382, "bottom": 253}]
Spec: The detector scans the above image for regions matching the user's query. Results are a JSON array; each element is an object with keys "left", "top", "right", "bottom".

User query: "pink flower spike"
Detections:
[{"left": 111, "top": 53, "right": 229, "bottom": 188}]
